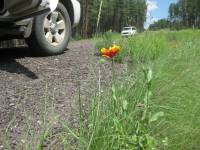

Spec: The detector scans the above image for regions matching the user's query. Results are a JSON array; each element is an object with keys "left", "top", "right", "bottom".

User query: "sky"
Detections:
[{"left": 145, "top": 0, "right": 178, "bottom": 29}]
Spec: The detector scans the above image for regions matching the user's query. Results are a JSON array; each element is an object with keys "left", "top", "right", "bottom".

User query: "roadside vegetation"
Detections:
[
  {"left": 92, "top": 29, "right": 200, "bottom": 149},
  {"left": 1, "top": 0, "right": 200, "bottom": 149},
  {"left": 6, "top": 29, "right": 199, "bottom": 150},
  {"left": 74, "top": 29, "right": 200, "bottom": 150}
]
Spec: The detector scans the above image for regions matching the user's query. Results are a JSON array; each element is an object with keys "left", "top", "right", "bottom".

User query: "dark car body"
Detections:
[
  {"left": 0, "top": 0, "right": 80, "bottom": 55},
  {"left": 0, "top": 0, "right": 49, "bottom": 22}
]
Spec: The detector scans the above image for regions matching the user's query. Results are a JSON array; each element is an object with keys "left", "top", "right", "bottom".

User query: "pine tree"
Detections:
[{"left": 76, "top": 0, "right": 147, "bottom": 37}]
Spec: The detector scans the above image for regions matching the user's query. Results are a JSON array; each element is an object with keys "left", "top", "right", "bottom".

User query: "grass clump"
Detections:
[
  {"left": 93, "top": 29, "right": 200, "bottom": 149},
  {"left": 5, "top": 30, "right": 200, "bottom": 150},
  {"left": 69, "top": 65, "right": 165, "bottom": 150},
  {"left": 150, "top": 30, "right": 200, "bottom": 150}
]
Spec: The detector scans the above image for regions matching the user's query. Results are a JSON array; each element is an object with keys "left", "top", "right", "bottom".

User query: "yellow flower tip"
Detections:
[
  {"left": 109, "top": 46, "right": 113, "bottom": 50},
  {"left": 112, "top": 44, "right": 122, "bottom": 51},
  {"left": 100, "top": 48, "right": 107, "bottom": 53}
]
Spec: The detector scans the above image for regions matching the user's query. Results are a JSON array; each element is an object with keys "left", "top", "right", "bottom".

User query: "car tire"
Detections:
[{"left": 27, "top": 2, "right": 71, "bottom": 55}]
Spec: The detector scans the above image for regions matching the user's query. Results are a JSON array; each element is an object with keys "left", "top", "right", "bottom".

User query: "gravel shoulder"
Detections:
[{"left": 0, "top": 40, "right": 125, "bottom": 148}]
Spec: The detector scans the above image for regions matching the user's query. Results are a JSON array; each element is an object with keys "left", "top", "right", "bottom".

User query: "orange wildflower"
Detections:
[{"left": 100, "top": 44, "right": 122, "bottom": 58}]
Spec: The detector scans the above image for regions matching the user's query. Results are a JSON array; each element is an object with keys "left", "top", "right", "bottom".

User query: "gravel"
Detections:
[{"left": 0, "top": 40, "right": 125, "bottom": 149}]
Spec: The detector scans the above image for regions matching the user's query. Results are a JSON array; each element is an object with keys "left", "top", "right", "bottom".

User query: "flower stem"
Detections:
[{"left": 111, "top": 58, "right": 115, "bottom": 84}]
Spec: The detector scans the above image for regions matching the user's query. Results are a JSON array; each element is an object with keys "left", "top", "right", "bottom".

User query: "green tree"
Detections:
[
  {"left": 169, "top": 0, "right": 200, "bottom": 29},
  {"left": 149, "top": 19, "right": 170, "bottom": 30},
  {"left": 76, "top": 0, "right": 147, "bottom": 38}
]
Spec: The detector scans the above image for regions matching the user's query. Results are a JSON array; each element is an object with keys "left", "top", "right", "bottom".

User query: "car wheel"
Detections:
[{"left": 27, "top": 2, "right": 71, "bottom": 55}]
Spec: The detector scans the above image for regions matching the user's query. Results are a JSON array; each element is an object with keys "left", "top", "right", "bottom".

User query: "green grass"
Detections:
[
  {"left": 93, "top": 29, "right": 200, "bottom": 149},
  {"left": 64, "top": 30, "right": 200, "bottom": 150},
  {"left": 150, "top": 30, "right": 200, "bottom": 149},
  {"left": 121, "top": 30, "right": 200, "bottom": 149},
  {"left": 5, "top": 30, "right": 200, "bottom": 149},
  {"left": 83, "top": 69, "right": 157, "bottom": 149}
]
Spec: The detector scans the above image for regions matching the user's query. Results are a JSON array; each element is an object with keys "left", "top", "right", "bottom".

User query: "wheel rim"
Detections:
[{"left": 43, "top": 11, "right": 66, "bottom": 46}]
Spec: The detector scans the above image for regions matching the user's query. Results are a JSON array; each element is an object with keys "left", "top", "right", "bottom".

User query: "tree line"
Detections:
[
  {"left": 76, "top": 0, "right": 147, "bottom": 38},
  {"left": 150, "top": 0, "right": 200, "bottom": 30}
]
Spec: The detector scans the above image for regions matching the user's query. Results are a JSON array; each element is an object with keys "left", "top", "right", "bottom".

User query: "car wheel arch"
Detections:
[
  {"left": 59, "top": 0, "right": 74, "bottom": 26},
  {"left": 27, "top": 2, "right": 72, "bottom": 55}
]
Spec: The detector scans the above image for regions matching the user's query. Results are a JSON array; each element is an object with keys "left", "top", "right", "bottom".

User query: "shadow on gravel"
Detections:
[
  {"left": 0, "top": 47, "right": 33, "bottom": 58},
  {"left": 0, "top": 47, "right": 38, "bottom": 79}
]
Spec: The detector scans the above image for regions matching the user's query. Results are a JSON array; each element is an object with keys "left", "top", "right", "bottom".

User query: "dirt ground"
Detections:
[{"left": 0, "top": 40, "right": 125, "bottom": 149}]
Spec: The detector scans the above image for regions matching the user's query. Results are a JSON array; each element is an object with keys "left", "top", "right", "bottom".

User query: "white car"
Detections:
[
  {"left": 0, "top": 0, "right": 81, "bottom": 55},
  {"left": 121, "top": 27, "right": 137, "bottom": 36}
]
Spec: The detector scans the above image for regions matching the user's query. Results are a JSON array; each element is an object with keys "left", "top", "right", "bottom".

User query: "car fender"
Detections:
[
  {"left": 40, "top": 0, "right": 58, "bottom": 12},
  {"left": 70, "top": 0, "right": 81, "bottom": 27}
]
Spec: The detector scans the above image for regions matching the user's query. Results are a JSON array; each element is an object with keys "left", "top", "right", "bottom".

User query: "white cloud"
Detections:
[
  {"left": 145, "top": 0, "right": 158, "bottom": 29},
  {"left": 147, "top": 0, "right": 158, "bottom": 16}
]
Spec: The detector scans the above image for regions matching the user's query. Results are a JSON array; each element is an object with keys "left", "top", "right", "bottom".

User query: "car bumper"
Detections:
[
  {"left": 71, "top": 0, "right": 81, "bottom": 27},
  {"left": 121, "top": 33, "right": 133, "bottom": 36},
  {"left": 0, "top": 18, "right": 33, "bottom": 39}
]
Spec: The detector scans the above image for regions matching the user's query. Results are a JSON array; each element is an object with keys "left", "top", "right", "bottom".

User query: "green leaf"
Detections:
[
  {"left": 99, "top": 58, "right": 106, "bottom": 64},
  {"left": 146, "top": 134, "right": 157, "bottom": 149},
  {"left": 162, "top": 137, "right": 169, "bottom": 147},
  {"left": 123, "top": 100, "right": 128, "bottom": 110},
  {"left": 147, "top": 68, "right": 153, "bottom": 83},
  {"left": 112, "top": 86, "right": 117, "bottom": 101},
  {"left": 112, "top": 86, "right": 116, "bottom": 93},
  {"left": 149, "top": 112, "right": 164, "bottom": 123}
]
